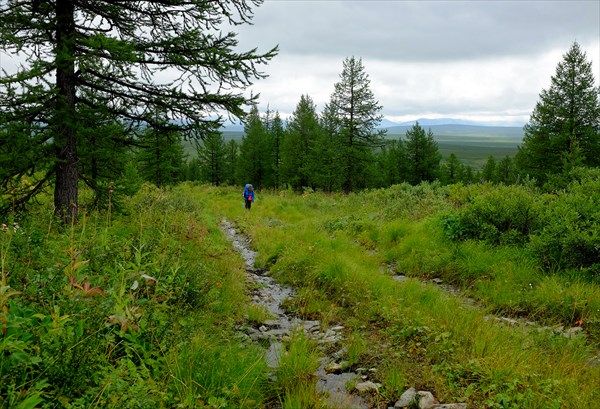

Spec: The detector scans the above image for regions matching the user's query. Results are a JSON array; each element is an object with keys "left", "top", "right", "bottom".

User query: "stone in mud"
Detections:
[
  {"left": 355, "top": 381, "right": 381, "bottom": 393},
  {"left": 431, "top": 404, "right": 467, "bottom": 409},
  {"left": 417, "top": 391, "right": 438, "bottom": 408},
  {"left": 262, "top": 328, "right": 291, "bottom": 340},
  {"left": 394, "top": 387, "right": 417, "bottom": 408},
  {"left": 302, "top": 320, "right": 321, "bottom": 333},
  {"left": 333, "top": 347, "right": 347, "bottom": 357},
  {"left": 263, "top": 319, "right": 280, "bottom": 327},
  {"left": 324, "top": 361, "right": 348, "bottom": 374}
]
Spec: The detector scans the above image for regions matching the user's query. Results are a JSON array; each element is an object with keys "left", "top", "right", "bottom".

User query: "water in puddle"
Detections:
[{"left": 221, "top": 219, "right": 370, "bottom": 409}]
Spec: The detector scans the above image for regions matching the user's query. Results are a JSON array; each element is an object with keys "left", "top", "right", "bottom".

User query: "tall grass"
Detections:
[
  {"left": 201, "top": 183, "right": 600, "bottom": 408},
  {"left": 1, "top": 183, "right": 271, "bottom": 408}
]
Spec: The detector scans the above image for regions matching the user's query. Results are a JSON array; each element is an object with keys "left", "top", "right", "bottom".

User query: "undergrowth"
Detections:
[
  {"left": 3, "top": 178, "right": 599, "bottom": 408},
  {"left": 201, "top": 180, "right": 600, "bottom": 408},
  {"left": 1, "top": 183, "right": 269, "bottom": 408}
]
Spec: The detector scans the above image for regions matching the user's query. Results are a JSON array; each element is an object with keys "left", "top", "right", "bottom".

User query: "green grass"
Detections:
[
  {"left": 201, "top": 183, "right": 600, "bottom": 408},
  {"left": 1, "top": 183, "right": 271, "bottom": 408},
  {"left": 4, "top": 181, "right": 599, "bottom": 408}
]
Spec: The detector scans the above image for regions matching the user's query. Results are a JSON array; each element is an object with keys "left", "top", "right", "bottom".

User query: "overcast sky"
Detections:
[{"left": 235, "top": 0, "right": 600, "bottom": 126}]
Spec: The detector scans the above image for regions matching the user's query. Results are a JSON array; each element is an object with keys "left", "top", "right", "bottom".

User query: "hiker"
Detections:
[{"left": 243, "top": 184, "right": 255, "bottom": 210}]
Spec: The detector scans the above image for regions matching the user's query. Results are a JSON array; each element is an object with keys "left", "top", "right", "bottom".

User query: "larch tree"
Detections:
[
  {"left": 281, "top": 94, "right": 320, "bottom": 191},
  {"left": 0, "top": 0, "right": 277, "bottom": 222},
  {"left": 197, "top": 130, "right": 227, "bottom": 186},
  {"left": 269, "top": 112, "right": 285, "bottom": 189},
  {"left": 404, "top": 122, "right": 441, "bottom": 185},
  {"left": 495, "top": 155, "right": 516, "bottom": 185},
  {"left": 224, "top": 139, "right": 239, "bottom": 186},
  {"left": 137, "top": 125, "right": 185, "bottom": 188},
  {"left": 440, "top": 153, "right": 464, "bottom": 185},
  {"left": 327, "top": 57, "right": 385, "bottom": 193},
  {"left": 481, "top": 155, "right": 497, "bottom": 183},
  {"left": 237, "top": 105, "right": 268, "bottom": 189},
  {"left": 515, "top": 41, "right": 600, "bottom": 185},
  {"left": 314, "top": 101, "right": 343, "bottom": 192}
]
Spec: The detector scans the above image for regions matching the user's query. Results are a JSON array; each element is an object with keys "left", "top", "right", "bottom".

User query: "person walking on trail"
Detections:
[{"left": 243, "top": 184, "right": 255, "bottom": 210}]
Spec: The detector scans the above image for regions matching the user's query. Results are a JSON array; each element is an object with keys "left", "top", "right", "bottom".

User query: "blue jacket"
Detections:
[{"left": 243, "top": 184, "right": 255, "bottom": 201}]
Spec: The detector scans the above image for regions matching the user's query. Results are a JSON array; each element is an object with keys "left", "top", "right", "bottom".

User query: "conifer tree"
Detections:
[
  {"left": 404, "top": 122, "right": 441, "bottom": 184},
  {"left": 77, "top": 105, "right": 134, "bottom": 208},
  {"left": 224, "top": 140, "right": 239, "bottom": 186},
  {"left": 515, "top": 42, "right": 600, "bottom": 185},
  {"left": 481, "top": 155, "right": 497, "bottom": 183},
  {"left": 281, "top": 95, "right": 321, "bottom": 191},
  {"left": 440, "top": 153, "right": 465, "bottom": 185},
  {"left": 269, "top": 113, "right": 285, "bottom": 189},
  {"left": 237, "top": 106, "right": 268, "bottom": 189},
  {"left": 197, "top": 131, "right": 227, "bottom": 186},
  {"left": 314, "top": 102, "right": 344, "bottom": 192},
  {"left": 327, "top": 57, "right": 386, "bottom": 193},
  {"left": 137, "top": 128, "right": 186, "bottom": 188},
  {"left": 378, "top": 139, "right": 409, "bottom": 186},
  {"left": 184, "top": 158, "right": 202, "bottom": 182},
  {"left": 495, "top": 155, "right": 516, "bottom": 185},
  {"left": 0, "top": 0, "right": 276, "bottom": 222}
]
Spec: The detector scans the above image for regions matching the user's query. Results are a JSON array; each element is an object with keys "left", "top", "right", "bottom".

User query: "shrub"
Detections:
[
  {"left": 441, "top": 184, "right": 541, "bottom": 245},
  {"left": 528, "top": 169, "right": 600, "bottom": 278}
]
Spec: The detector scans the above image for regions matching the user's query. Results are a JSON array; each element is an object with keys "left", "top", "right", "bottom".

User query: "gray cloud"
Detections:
[
  {"left": 234, "top": 1, "right": 599, "bottom": 125},
  {"left": 240, "top": 0, "right": 600, "bottom": 62}
]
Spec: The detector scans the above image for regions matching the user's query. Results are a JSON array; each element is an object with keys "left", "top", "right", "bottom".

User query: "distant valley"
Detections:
[{"left": 218, "top": 121, "right": 525, "bottom": 168}]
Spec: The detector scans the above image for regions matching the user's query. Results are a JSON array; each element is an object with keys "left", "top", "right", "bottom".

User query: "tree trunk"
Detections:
[{"left": 54, "top": 0, "right": 78, "bottom": 223}]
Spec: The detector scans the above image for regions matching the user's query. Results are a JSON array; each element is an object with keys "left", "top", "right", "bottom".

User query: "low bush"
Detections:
[
  {"left": 441, "top": 184, "right": 542, "bottom": 245},
  {"left": 528, "top": 169, "right": 600, "bottom": 279}
]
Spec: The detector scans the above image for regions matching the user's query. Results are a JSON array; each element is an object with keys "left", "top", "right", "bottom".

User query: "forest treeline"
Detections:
[
  {"left": 2, "top": 37, "right": 599, "bottom": 216},
  {"left": 187, "top": 42, "right": 599, "bottom": 193}
]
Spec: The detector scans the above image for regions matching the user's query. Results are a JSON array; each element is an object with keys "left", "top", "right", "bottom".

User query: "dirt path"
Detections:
[{"left": 221, "top": 219, "right": 371, "bottom": 409}]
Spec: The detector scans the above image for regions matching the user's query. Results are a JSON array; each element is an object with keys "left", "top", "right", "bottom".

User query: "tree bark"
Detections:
[{"left": 54, "top": 0, "right": 78, "bottom": 223}]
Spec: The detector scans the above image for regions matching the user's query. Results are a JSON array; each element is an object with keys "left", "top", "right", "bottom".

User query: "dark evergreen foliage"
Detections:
[
  {"left": 440, "top": 153, "right": 465, "bottom": 185},
  {"left": 197, "top": 131, "right": 227, "bottom": 186},
  {"left": 404, "top": 122, "right": 442, "bottom": 184},
  {"left": 327, "top": 57, "right": 386, "bottom": 193},
  {"left": 0, "top": 0, "right": 277, "bottom": 221},
  {"left": 137, "top": 127, "right": 186, "bottom": 188},
  {"left": 237, "top": 106, "right": 269, "bottom": 189},
  {"left": 516, "top": 42, "right": 600, "bottom": 186},
  {"left": 281, "top": 95, "right": 321, "bottom": 191},
  {"left": 224, "top": 140, "right": 239, "bottom": 186},
  {"left": 269, "top": 112, "right": 285, "bottom": 189}
]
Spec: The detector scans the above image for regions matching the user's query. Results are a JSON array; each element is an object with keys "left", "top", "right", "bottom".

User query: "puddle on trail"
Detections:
[{"left": 221, "top": 219, "right": 370, "bottom": 409}]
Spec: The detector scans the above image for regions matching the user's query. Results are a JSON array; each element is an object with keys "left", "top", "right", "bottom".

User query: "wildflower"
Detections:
[{"left": 1, "top": 224, "right": 7, "bottom": 233}]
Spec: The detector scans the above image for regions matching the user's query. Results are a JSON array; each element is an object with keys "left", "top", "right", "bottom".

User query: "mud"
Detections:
[{"left": 221, "top": 219, "right": 370, "bottom": 409}]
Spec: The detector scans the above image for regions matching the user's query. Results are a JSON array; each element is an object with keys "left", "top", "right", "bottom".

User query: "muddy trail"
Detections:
[
  {"left": 221, "top": 219, "right": 599, "bottom": 408},
  {"left": 221, "top": 219, "right": 371, "bottom": 409}
]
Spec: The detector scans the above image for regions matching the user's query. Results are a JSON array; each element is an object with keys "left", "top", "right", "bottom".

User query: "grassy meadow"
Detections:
[
  {"left": 2, "top": 180, "right": 599, "bottom": 408},
  {"left": 201, "top": 182, "right": 600, "bottom": 408}
]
